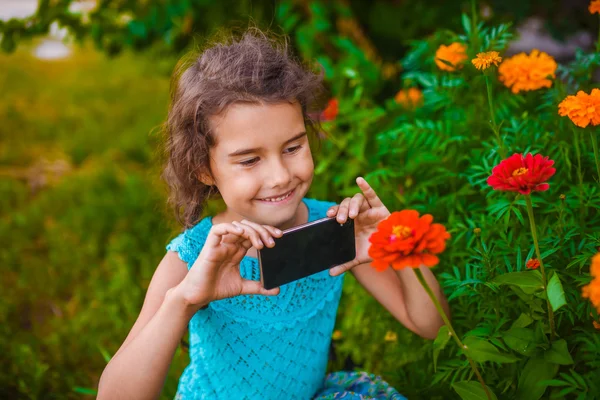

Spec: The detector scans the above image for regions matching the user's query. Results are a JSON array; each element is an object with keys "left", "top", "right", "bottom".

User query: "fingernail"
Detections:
[
  {"left": 275, "top": 229, "right": 282, "bottom": 235},
  {"left": 268, "top": 238, "right": 274, "bottom": 245}
]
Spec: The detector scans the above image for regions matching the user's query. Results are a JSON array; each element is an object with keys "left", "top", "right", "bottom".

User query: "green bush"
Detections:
[{"left": 2, "top": 1, "right": 600, "bottom": 399}]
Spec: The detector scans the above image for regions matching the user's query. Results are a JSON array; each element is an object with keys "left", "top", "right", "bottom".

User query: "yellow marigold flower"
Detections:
[
  {"left": 394, "top": 87, "right": 423, "bottom": 109},
  {"left": 384, "top": 331, "right": 398, "bottom": 342},
  {"left": 435, "top": 42, "right": 468, "bottom": 72},
  {"left": 590, "top": 0, "right": 600, "bottom": 14},
  {"left": 471, "top": 51, "right": 502, "bottom": 70},
  {"left": 583, "top": 254, "right": 600, "bottom": 313},
  {"left": 498, "top": 49, "right": 557, "bottom": 94},
  {"left": 558, "top": 89, "right": 600, "bottom": 128},
  {"left": 332, "top": 330, "right": 343, "bottom": 340}
]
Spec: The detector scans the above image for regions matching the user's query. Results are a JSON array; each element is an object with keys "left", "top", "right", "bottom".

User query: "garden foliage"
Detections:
[{"left": 2, "top": 1, "right": 600, "bottom": 399}]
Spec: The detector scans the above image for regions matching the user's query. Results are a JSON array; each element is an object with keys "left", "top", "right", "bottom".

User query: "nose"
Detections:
[{"left": 266, "top": 157, "right": 292, "bottom": 188}]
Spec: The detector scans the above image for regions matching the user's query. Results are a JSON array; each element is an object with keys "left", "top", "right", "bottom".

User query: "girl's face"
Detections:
[{"left": 206, "top": 101, "right": 314, "bottom": 230}]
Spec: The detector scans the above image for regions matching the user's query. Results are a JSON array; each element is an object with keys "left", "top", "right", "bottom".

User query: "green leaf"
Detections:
[
  {"left": 492, "top": 271, "right": 544, "bottom": 294},
  {"left": 544, "top": 339, "right": 574, "bottom": 365},
  {"left": 73, "top": 387, "right": 98, "bottom": 395},
  {"left": 464, "top": 336, "right": 518, "bottom": 364},
  {"left": 452, "top": 381, "right": 497, "bottom": 400},
  {"left": 501, "top": 327, "right": 536, "bottom": 355},
  {"left": 512, "top": 313, "right": 534, "bottom": 328},
  {"left": 547, "top": 273, "right": 567, "bottom": 311},
  {"left": 433, "top": 325, "right": 451, "bottom": 371},
  {"left": 517, "top": 357, "right": 559, "bottom": 400}
]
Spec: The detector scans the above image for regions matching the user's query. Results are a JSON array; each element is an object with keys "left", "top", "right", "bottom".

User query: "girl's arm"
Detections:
[
  {"left": 351, "top": 262, "right": 448, "bottom": 340},
  {"left": 98, "top": 221, "right": 281, "bottom": 399},
  {"left": 97, "top": 252, "right": 197, "bottom": 400}
]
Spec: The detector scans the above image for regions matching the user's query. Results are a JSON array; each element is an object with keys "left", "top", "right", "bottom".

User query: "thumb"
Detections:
[{"left": 241, "top": 279, "right": 281, "bottom": 296}]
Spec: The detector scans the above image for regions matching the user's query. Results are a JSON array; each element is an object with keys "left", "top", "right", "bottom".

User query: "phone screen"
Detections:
[{"left": 258, "top": 217, "right": 356, "bottom": 289}]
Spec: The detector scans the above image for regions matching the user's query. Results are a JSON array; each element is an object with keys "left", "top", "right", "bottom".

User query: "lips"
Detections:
[{"left": 258, "top": 189, "right": 294, "bottom": 202}]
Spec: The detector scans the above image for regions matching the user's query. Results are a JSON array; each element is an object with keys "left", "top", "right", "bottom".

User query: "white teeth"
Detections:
[{"left": 262, "top": 190, "right": 292, "bottom": 202}]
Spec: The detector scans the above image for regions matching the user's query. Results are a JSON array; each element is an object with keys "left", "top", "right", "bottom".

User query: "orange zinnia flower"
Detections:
[
  {"left": 472, "top": 51, "right": 502, "bottom": 70},
  {"left": 590, "top": 0, "right": 600, "bottom": 14},
  {"left": 583, "top": 253, "right": 600, "bottom": 313},
  {"left": 320, "top": 98, "right": 339, "bottom": 121},
  {"left": 558, "top": 89, "right": 600, "bottom": 128},
  {"left": 487, "top": 153, "right": 556, "bottom": 195},
  {"left": 394, "top": 87, "right": 423, "bottom": 109},
  {"left": 526, "top": 258, "right": 540, "bottom": 270},
  {"left": 368, "top": 210, "right": 450, "bottom": 271},
  {"left": 498, "top": 50, "right": 557, "bottom": 93},
  {"left": 435, "top": 42, "right": 468, "bottom": 72}
]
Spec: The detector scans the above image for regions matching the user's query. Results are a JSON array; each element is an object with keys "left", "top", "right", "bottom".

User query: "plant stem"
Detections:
[
  {"left": 571, "top": 126, "right": 585, "bottom": 227},
  {"left": 470, "top": 0, "right": 480, "bottom": 52},
  {"left": 524, "top": 195, "right": 556, "bottom": 340},
  {"left": 484, "top": 73, "right": 506, "bottom": 158},
  {"left": 413, "top": 268, "right": 492, "bottom": 400},
  {"left": 597, "top": 14, "right": 600, "bottom": 53},
  {"left": 590, "top": 130, "right": 600, "bottom": 185}
]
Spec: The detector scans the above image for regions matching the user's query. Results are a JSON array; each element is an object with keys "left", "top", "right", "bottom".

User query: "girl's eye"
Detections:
[
  {"left": 240, "top": 157, "right": 259, "bottom": 166},
  {"left": 284, "top": 145, "right": 302, "bottom": 154}
]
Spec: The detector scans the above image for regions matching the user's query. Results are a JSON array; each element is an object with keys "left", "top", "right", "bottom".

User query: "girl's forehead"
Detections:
[{"left": 211, "top": 102, "right": 306, "bottom": 150}]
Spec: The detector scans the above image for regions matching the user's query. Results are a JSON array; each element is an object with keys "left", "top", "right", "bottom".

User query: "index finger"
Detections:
[{"left": 356, "top": 177, "right": 384, "bottom": 208}]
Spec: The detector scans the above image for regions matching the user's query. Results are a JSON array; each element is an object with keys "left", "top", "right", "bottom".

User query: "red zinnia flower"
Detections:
[
  {"left": 526, "top": 258, "right": 540, "bottom": 270},
  {"left": 320, "top": 98, "right": 339, "bottom": 121},
  {"left": 368, "top": 210, "right": 450, "bottom": 271},
  {"left": 487, "top": 153, "right": 556, "bottom": 195}
]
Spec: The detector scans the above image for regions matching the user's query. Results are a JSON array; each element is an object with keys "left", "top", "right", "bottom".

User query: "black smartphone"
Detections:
[{"left": 258, "top": 217, "right": 356, "bottom": 290}]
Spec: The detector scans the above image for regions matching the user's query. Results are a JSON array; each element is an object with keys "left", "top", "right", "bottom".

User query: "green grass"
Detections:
[{"left": 0, "top": 41, "right": 188, "bottom": 399}]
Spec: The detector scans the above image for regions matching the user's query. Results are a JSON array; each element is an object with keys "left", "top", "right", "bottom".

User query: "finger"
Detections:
[
  {"left": 262, "top": 225, "right": 283, "bottom": 239},
  {"left": 241, "top": 279, "right": 281, "bottom": 296},
  {"left": 206, "top": 223, "right": 244, "bottom": 247},
  {"left": 348, "top": 193, "right": 365, "bottom": 219},
  {"left": 240, "top": 219, "right": 276, "bottom": 248},
  {"left": 232, "top": 221, "right": 264, "bottom": 249},
  {"left": 336, "top": 197, "right": 352, "bottom": 223},
  {"left": 356, "top": 177, "right": 385, "bottom": 208},
  {"left": 329, "top": 258, "right": 361, "bottom": 276},
  {"left": 326, "top": 205, "right": 340, "bottom": 218}
]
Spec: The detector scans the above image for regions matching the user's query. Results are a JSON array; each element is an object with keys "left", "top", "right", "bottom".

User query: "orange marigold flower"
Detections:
[
  {"left": 435, "top": 42, "right": 468, "bottom": 72},
  {"left": 526, "top": 258, "right": 540, "bottom": 270},
  {"left": 472, "top": 51, "right": 502, "bottom": 70},
  {"left": 321, "top": 98, "right": 339, "bottom": 121},
  {"left": 487, "top": 153, "right": 556, "bottom": 195},
  {"left": 583, "top": 278, "right": 600, "bottom": 313},
  {"left": 368, "top": 210, "right": 450, "bottom": 271},
  {"left": 394, "top": 87, "right": 423, "bottom": 108},
  {"left": 590, "top": 0, "right": 600, "bottom": 14},
  {"left": 583, "top": 254, "right": 600, "bottom": 313},
  {"left": 498, "top": 50, "right": 557, "bottom": 93},
  {"left": 332, "top": 330, "right": 343, "bottom": 340},
  {"left": 558, "top": 89, "right": 600, "bottom": 128}
]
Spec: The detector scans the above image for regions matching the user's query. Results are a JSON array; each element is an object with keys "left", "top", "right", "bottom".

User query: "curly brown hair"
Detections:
[{"left": 161, "top": 28, "right": 326, "bottom": 229}]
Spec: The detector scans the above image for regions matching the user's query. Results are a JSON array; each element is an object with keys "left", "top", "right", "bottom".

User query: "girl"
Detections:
[{"left": 97, "top": 29, "right": 449, "bottom": 400}]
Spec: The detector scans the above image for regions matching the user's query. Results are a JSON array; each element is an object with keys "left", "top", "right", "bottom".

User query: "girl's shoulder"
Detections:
[
  {"left": 165, "top": 216, "right": 213, "bottom": 267},
  {"left": 165, "top": 197, "right": 336, "bottom": 267}
]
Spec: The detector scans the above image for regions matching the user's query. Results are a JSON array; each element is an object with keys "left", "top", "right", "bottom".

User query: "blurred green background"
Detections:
[{"left": 1, "top": 0, "right": 599, "bottom": 399}]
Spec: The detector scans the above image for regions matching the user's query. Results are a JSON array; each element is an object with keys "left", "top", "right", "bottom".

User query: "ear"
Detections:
[{"left": 197, "top": 171, "right": 215, "bottom": 186}]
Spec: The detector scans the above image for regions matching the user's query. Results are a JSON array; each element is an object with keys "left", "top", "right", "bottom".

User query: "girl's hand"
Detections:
[
  {"left": 327, "top": 177, "right": 391, "bottom": 276},
  {"left": 177, "top": 220, "right": 282, "bottom": 312}
]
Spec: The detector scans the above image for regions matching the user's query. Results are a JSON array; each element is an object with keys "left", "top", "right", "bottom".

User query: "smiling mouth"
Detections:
[{"left": 258, "top": 189, "right": 295, "bottom": 202}]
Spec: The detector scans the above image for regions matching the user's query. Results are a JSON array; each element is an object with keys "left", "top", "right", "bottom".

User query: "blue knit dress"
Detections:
[{"left": 166, "top": 198, "right": 406, "bottom": 400}]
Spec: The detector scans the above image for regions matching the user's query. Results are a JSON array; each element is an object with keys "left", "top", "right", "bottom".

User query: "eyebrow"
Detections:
[{"left": 227, "top": 132, "right": 307, "bottom": 157}]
